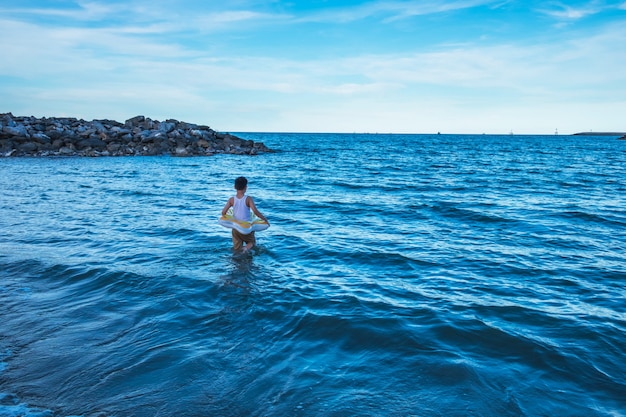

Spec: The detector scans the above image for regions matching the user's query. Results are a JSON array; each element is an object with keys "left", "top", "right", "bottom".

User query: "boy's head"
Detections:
[{"left": 234, "top": 176, "right": 248, "bottom": 191}]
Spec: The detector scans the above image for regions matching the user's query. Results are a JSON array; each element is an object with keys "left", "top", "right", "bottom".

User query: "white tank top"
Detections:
[{"left": 232, "top": 195, "right": 250, "bottom": 221}]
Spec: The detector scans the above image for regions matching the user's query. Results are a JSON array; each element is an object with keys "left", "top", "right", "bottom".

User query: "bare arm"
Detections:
[
  {"left": 247, "top": 197, "right": 269, "bottom": 224},
  {"left": 221, "top": 197, "right": 234, "bottom": 216}
]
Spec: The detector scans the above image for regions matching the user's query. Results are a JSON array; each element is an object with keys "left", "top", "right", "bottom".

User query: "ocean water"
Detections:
[{"left": 0, "top": 133, "right": 625, "bottom": 417}]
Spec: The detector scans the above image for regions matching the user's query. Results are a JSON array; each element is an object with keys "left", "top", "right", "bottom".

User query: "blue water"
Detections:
[{"left": 1, "top": 133, "right": 625, "bottom": 417}]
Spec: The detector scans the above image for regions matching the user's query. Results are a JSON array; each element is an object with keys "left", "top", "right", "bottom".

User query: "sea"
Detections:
[{"left": 0, "top": 133, "right": 624, "bottom": 417}]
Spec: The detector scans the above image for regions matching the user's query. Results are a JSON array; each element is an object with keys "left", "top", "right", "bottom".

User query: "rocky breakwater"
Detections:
[{"left": 0, "top": 113, "right": 272, "bottom": 157}]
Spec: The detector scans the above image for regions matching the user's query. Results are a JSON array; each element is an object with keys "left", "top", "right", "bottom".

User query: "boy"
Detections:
[{"left": 222, "top": 176, "right": 269, "bottom": 252}]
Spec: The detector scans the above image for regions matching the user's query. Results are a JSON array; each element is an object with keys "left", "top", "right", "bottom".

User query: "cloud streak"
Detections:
[
  {"left": 537, "top": 1, "right": 626, "bottom": 20},
  {"left": 295, "top": 0, "right": 502, "bottom": 23}
]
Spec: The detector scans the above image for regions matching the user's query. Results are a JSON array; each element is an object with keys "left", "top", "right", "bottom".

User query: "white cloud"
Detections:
[
  {"left": 188, "top": 10, "right": 291, "bottom": 34},
  {"left": 0, "top": 1, "right": 131, "bottom": 21},
  {"left": 199, "top": 10, "right": 282, "bottom": 24},
  {"left": 537, "top": 1, "right": 626, "bottom": 20},
  {"left": 298, "top": 0, "right": 500, "bottom": 23},
  {"left": 0, "top": 1, "right": 287, "bottom": 36},
  {"left": 539, "top": 5, "right": 597, "bottom": 20}
]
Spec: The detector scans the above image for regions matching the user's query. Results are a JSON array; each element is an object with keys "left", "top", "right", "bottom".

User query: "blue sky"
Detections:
[{"left": 1, "top": 1, "right": 625, "bottom": 133}]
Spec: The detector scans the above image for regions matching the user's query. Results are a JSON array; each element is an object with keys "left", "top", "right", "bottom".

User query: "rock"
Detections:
[
  {"left": 59, "top": 146, "right": 74, "bottom": 155},
  {"left": 3, "top": 125, "right": 29, "bottom": 138},
  {"left": 107, "top": 143, "right": 121, "bottom": 152},
  {"left": 148, "top": 131, "right": 166, "bottom": 140},
  {"left": 175, "top": 146, "right": 189, "bottom": 156},
  {"left": 91, "top": 120, "right": 106, "bottom": 133},
  {"left": 19, "top": 142, "right": 38, "bottom": 153},
  {"left": 77, "top": 137, "right": 107, "bottom": 150},
  {"left": 110, "top": 126, "right": 131, "bottom": 135},
  {"left": 32, "top": 133, "right": 51, "bottom": 144},
  {"left": 125, "top": 115, "right": 145, "bottom": 127},
  {"left": 158, "top": 121, "right": 176, "bottom": 133},
  {"left": 46, "top": 128, "right": 65, "bottom": 140}
]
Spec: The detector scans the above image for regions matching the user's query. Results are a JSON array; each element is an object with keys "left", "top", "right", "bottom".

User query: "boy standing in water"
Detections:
[{"left": 222, "top": 176, "right": 269, "bottom": 252}]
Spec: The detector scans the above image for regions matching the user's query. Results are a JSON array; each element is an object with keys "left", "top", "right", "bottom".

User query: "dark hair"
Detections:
[{"left": 234, "top": 176, "right": 248, "bottom": 190}]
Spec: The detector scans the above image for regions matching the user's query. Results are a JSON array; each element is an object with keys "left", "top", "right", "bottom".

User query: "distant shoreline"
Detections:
[{"left": 573, "top": 132, "right": 626, "bottom": 136}]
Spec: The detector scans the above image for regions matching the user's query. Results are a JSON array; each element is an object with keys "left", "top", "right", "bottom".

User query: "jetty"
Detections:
[
  {"left": 573, "top": 132, "right": 626, "bottom": 137},
  {"left": 0, "top": 113, "right": 271, "bottom": 157}
]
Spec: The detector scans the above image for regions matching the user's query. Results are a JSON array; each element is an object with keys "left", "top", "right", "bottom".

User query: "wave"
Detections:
[{"left": 2, "top": 134, "right": 626, "bottom": 416}]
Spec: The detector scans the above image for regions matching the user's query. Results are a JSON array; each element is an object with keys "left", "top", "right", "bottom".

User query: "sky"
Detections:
[{"left": 1, "top": 0, "right": 625, "bottom": 133}]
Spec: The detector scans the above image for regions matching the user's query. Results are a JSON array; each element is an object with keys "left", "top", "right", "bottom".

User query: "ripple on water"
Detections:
[{"left": 1, "top": 134, "right": 625, "bottom": 416}]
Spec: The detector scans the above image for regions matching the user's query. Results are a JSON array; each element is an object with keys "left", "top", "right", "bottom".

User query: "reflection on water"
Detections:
[{"left": 220, "top": 251, "right": 255, "bottom": 289}]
